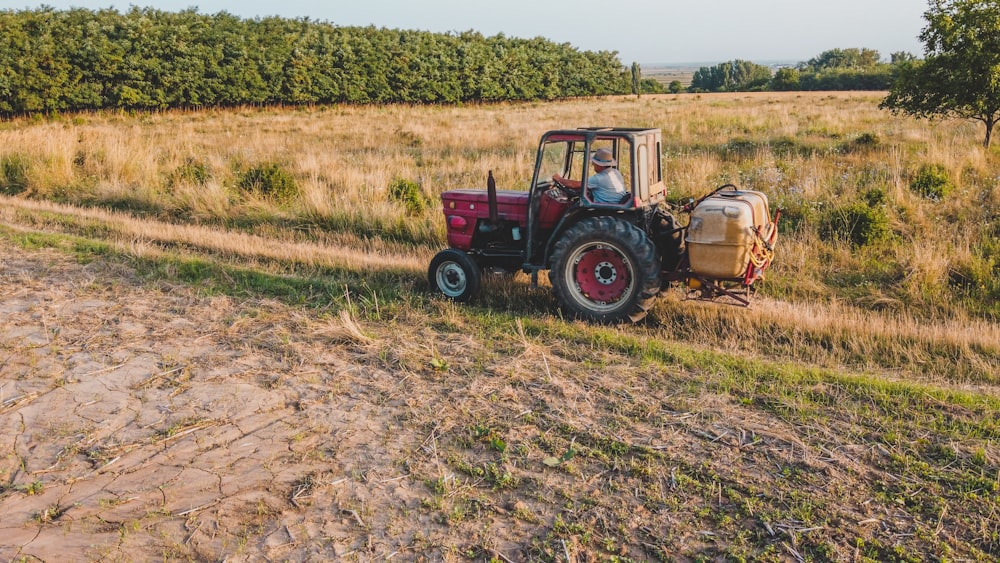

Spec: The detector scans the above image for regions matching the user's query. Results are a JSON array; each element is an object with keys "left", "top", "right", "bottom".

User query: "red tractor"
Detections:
[{"left": 428, "top": 127, "right": 778, "bottom": 323}]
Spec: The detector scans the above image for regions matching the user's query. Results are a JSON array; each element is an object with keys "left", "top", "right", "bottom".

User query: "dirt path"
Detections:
[{"left": 0, "top": 242, "right": 434, "bottom": 561}]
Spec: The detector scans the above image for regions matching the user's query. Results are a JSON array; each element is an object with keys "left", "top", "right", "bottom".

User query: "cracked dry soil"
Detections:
[{"left": 0, "top": 243, "right": 432, "bottom": 561}]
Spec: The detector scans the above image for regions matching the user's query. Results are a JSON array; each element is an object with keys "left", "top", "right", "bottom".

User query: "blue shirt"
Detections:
[{"left": 588, "top": 168, "right": 627, "bottom": 203}]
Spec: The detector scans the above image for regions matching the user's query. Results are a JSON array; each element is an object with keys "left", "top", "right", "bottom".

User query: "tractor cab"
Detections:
[
  {"left": 530, "top": 127, "right": 666, "bottom": 209},
  {"left": 523, "top": 127, "right": 666, "bottom": 266}
]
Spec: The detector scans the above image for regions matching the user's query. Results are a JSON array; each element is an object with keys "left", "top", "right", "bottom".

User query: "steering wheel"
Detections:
[{"left": 551, "top": 177, "right": 580, "bottom": 198}]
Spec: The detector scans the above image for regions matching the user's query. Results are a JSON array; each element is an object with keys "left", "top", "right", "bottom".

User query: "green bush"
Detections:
[
  {"left": 819, "top": 200, "right": 890, "bottom": 246},
  {"left": 861, "top": 187, "right": 886, "bottom": 207},
  {"left": 840, "top": 132, "right": 880, "bottom": 153},
  {"left": 771, "top": 196, "right": 817, "bottom": 233},
  {"left": 237, "top": 163, "right": 298, "bottom": 203},
  {"left": 169, "top": 158, "right": 210, "bottom": 187},
  {"left": 769, "top": 136, "right": 804, "bottom": 155},
  {"left": 909, "top": 163, "right": 953, "bottom": 200},
  {"left": 388, "top": 178, "right": 429, "bottom": 215},
  {"left": 1, "top": 155, "right": 29, "bottom": 195},
  {"left": 949, "top": 225, "right": 1000, "bottom": 315},
  {"left": 724, "top": 138, "right": 759, "bottom": 155},
  {"left": 949, "top": 258, "right": 992, "bottom": 293}
]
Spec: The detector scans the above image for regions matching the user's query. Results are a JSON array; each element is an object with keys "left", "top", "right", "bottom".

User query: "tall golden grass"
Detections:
[
  {"left": 0, "top": 92, "right": 997, "bottom": 381},
  {"left": 1, "top": 93, "right": 990, "bottom": 212}
]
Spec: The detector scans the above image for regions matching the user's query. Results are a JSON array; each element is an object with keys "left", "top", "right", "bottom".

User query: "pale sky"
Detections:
[{"left": 0, "top": 0, "right": 928, "bottom": 64}]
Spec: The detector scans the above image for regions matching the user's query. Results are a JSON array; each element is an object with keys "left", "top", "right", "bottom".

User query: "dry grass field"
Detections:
[{"left": 0, "top": 92, "right": 998, "bottom": 561}]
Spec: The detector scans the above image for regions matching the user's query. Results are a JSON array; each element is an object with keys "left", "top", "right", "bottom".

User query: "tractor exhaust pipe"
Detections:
[{"left": 487, "top": 170, "right": 499, "bottom": 226}]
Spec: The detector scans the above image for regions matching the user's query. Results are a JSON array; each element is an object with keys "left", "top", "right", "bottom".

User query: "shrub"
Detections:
[
  {"left": 170, "top": 158, "right": 210, "bottom": 188},
  {"left": 388, "top": 177, "right": 429, "bottom": 215},
  {"left": 949, "top": 225, "right": 1000, "bottom": 315},
  {"left": 1, "top": 155, "right": 29, "bottom": 195},
  {"left": 770, "top": 136, "right": 803, "bottom": 155},
  {"left": 770, "top": 185, "right": 821, "bottom": 233},
  {"left": 723, "top": 138, "right": 759, "bottom": 157},
  {"left": 819, "top": 200, "right": 890, "bottom": 246},
  {"left": 237, "top": 163, "right": 298, "bottom": 203},
  {"left": 854, "top": 132, "right": 879, "bottom": 147},
  {"left": 772, "top": 199, "right": 814, "bottom": 233},
  {"left": 861, "top": 187, "right": 887, "bottom": 207},
  {"left": 909, "top": 163, "right": 953, "bottom": 200},
  {"left": 840, "top": 132, "right": 880, "bottom": 153}
]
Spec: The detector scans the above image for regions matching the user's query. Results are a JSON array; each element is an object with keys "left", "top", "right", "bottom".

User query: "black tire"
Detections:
[
  {"left": 429, "top": 249, "right": 481, "bottom": 303},
  {"left": 549, "top": 216, "right": 661, "bottom": 323}
]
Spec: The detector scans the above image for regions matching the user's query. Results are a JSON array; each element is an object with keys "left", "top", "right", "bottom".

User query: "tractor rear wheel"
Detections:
[
  {"left": 429, "top": 248, "right": 481, "bottom": 302},
  {"left": 550, "top": 216, "right": 661, "bottom": 323}
]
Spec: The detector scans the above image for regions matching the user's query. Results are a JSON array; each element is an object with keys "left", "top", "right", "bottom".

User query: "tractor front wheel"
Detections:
[
  {"left": 550, "top": 216, "right": 661, "bottom": 323},
  {"left": 429, "top": 249, "right": 481, "bottom": 302}
]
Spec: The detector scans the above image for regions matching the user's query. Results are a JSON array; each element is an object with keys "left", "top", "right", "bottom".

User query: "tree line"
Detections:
[
  {"left": 0, "top": 7, "right": 636, "bottom": 114},
  {"left": 685, "top": 48, "right": 916, "bottom": 93}
]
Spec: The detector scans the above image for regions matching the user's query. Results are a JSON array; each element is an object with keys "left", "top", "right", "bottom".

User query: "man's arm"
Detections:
[{"left": 552, "top": 174, "right": 582, "bottom": 189}]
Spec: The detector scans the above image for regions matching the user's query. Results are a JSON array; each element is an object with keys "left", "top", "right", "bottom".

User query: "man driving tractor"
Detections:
[{"left": 551, "top": 147, "right": 626, "bottom": 204}]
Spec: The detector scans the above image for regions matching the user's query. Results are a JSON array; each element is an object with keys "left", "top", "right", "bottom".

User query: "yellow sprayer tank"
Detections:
[{"left": 686, "top": 189, "right": 771, "bottom": 279}]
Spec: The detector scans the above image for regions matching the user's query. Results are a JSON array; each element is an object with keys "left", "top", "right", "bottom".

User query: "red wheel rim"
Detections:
[{"left": 573, "top": 245, "right": 630, "bottom": 303}]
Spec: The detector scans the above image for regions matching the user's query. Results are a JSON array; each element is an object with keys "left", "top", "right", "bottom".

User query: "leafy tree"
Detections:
[
  {"left": 890, "top": 51, "right": 917, "bottom": 64},
  {"left": 800, "top": 48, "right": 881, "bottom": 71},
  {"left": 881, "top": 0, "right": 1000, "bottom": 148},
  {"left": 668, "top": 80, "right": 683, "bottom": 94},
  {"left": 690, "top": 59, "right": 771, "bottom": 92},
  {"left": 771, "top": 68, "right": 800, "bottom": 91}
]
